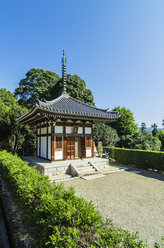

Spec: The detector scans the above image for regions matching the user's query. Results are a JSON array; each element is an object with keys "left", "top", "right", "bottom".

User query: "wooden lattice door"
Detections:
[
  {"left": 66, "top": 137, "right": 75, "bottom": 159},
  {"left": 75, "top": 137, "right": 82, "bottom": 159}
]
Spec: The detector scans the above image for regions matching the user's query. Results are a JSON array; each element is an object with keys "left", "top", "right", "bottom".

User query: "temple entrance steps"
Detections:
[
  {"left": 24, "top": 157, "right": 127, "bottom": 181},
  {"left": 69, "top": 158, "right": 111, "bottom": 177},
  {"left": 69, "top": 162, "right": 100, "bottom": 177}
]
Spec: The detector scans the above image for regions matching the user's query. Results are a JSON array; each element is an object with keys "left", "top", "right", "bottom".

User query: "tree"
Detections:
[
  {"left": 93, "top": 124, "right": 120, "bottom": 147},
  {"left": 13, "top": 69, "right": 95, "bottom": 156},
  {"left": 0, "top": 89, "right": 28, "bottom": 153},
  {"left": 15, "top": 68, "right": 60, "bottom": 108},
  {"left": 50, "top": 74, "right": 95, "bottom": 106},
  {"left": 140, "top": 122, "right": 147, "bottom": 134},
  {"left": 162, "top": 119, "right": 164, "bottom": 129},
  {"left": 158, "top": 130, "right": 164, "bottom": 151},
  {"left": 151, "top": 123, "right": 159, "bottom": 137},
  {"left": 121, "top": 132, "right": 161, "bottom": 151},
  {"left": 15, "top": 69, "right": 95, "bottom": 108},
  {"left": 110, "top": 106, "right": 138, "bottom": 136}
]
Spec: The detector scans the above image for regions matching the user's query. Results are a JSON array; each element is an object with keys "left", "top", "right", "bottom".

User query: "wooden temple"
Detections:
[{"left": 17, "top": 50, "right": 120, "bottom": 162}]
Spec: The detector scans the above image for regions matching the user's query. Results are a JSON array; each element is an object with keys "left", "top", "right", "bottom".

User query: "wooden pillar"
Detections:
[
  {"left": 39, "top": 127, "right": 41, "bottom": 157},
  {"left": 63, "top": 136, "right": 67, "bottom": 160},
  {"left": 46, "top": 126, "right": 48, "bottom": 159},
  {"left": 51, "top": 124, "right": 54, "bottom": 161},
  {"left": 92, "top": 137, "right": 94, "bottom": 158}
]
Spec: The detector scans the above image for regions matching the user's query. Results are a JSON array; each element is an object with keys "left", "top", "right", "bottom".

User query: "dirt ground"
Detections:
[{"left": 62, "top": 169, "right": 164, "bottom": 247}]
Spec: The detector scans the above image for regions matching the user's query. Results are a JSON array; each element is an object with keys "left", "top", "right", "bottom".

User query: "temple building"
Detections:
[{"left": 17, "top": 51, "right": 120, "bottom": 162}]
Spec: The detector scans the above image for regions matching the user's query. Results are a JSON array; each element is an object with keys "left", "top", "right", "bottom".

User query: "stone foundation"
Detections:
[{"left": 24, "top": 156, "right": 109, "bottom": 176}]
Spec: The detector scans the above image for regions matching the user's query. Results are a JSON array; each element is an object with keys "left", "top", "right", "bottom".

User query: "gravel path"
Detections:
[{"left": 62, "top": 169, "right": 164, "bottom": 247}]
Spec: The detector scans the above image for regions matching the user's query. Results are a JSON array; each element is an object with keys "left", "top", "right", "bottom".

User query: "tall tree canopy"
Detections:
[
  {"left": 140, "top": 122, "right": 147, "bottom": 134},
  {"left": 0, "top": 89, "right": 28, "bottom": 153},
  {"left": 50, "top": 74, "right": 95, "bottom": 106},
  {"left": 158, "top": 130, "right": 164, "bottom": 151},
  {"left": 0, "top": 89, "right": 26, "bottom": 132},
  {"left": 162, "top": 119, "right": 164, "bottom": 128},
  {"left": 15, "top": 69, "right": 95, "bottom": 108},
  {"left": 15, "top": 68, "right": 60, "bottom": 108},
  {"left": 151, "top": 123, "right": 159, "bottom": 137},
  {"left": 110, "top": 106, "right": 138, "bottom": 136}
]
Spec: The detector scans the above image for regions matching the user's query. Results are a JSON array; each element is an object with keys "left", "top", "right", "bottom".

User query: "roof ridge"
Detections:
[
  {"left": 38, "top": 94, "right": 66, "bottom": 106},
  {"left": 36, "top": 95, "right": 119, "bottom": 115},
  {"left": 68, "top": 96, "right": 108, "bottom": 112}
]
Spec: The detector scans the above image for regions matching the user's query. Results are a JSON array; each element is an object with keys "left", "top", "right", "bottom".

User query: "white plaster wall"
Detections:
[
  {"left": 77, "top": 127, "right": 83, "bottom": 134},
  {"left": 86, "top": 149, "right": 92, "bottom": 157},
  {"left": 85, "top": 127, "right": 91, "bottom": 134},
  {"left": 55, "top": 151, "right": 63, "bottom": 160},
  {"left": 66, "top": 126, "right": 73, "bottom": 134},
  {"left": 41, "top": 137, "right": 47, "bottom": 158},
  {"left": 48, "top": 136, "right": 51, "bottom": 160},
  {"left": 41, "top": 127, "right": 47, "bottom": 135},
  {"left": 48, "top": 126, "right": 51, "bottom": 134},
  {"left": 37, "top": 137, "right": 40, "bottom": 156},
  {"left": 55, "top": 126, "right": 63, "bottom": 133}
]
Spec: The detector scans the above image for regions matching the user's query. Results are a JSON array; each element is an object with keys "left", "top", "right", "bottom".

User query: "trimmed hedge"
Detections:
[
  {"left": 0, "top": 150, "right": 160, "bottom": 247},
  {"left": 104, "top": 147, "right": 164, "bottom": 172}
]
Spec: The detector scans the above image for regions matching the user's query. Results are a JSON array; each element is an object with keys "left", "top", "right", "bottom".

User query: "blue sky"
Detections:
[{"left": 0, "top": 0, "right": 164, "bottom": 127}]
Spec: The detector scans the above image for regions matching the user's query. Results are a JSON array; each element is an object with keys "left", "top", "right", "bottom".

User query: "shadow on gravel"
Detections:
[
  {"left": 127, "top": 168, "right": 164, "bottom": 182},
  {"left": 109, "top": 161, "right": 164, "bottom": 182}
]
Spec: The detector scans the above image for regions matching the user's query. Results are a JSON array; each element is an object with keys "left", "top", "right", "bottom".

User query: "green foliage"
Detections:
[
  {"left": 121, "top": 132, "right": 161, "bottom": 151},
  {"left": 0, "top": 150, "right": 151, "bottom": 248},
  {"left": 14, "top": 69, "right": 95, "bottom": 108},
  {"left": 99, "top": 227, "right": 147, "bottom": 248},
  {"left": 151, "top": 123, "right": 159, "bottom": 137},
  {"left": 140, "top": 122, "right": 147, "bottom": 134},
  {"left": 50, "top": 74, "right": 95, "bottom": 106},
  {"left": 93, "top": 124, "right": 120, "bottom": 146},
  {"left": 14, "top": 68, "right": 60, "bottom": 108},
  {"left": 109, "top": 108, "right": 161, "bottom": 151},
  {"left": 0, "top": 89, "right": 30, "bottom": 154},
  {"left": 110, "top": 106, "right": 138, "bottom": 137},
  {"left": 162, "top": 119, "right": 164, "bottom": 129},
  {"left": 104, "top": 147, "right": 164, "bottom": 172},
  {"left": 154, "top": 236, "right": 164, "bottom": 248},
  {"left": 0, "top": 88, "right": 26, "bottom": 127},
  {"left": 158, "top": 131, "right": 164, "bottom": 151}
]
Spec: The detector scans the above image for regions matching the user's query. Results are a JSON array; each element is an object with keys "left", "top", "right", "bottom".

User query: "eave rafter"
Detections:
[{"left": 17, "top": 104, "right": 120, "bottom": 125}]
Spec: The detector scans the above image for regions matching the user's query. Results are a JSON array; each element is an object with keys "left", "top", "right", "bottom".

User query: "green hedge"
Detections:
[
  {"left": 104, "top": 147, "right": 164, "bottom": 172},
  {"left": 0, "top": 150, "right": 159, "bottom": 247}
]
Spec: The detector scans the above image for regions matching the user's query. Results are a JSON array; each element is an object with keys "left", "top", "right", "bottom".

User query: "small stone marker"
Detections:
[{"left": 98, "top": 141, "right": 103, "bottom": 155}]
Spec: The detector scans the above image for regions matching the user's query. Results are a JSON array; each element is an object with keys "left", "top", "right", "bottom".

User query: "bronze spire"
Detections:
[{"left": 62, "top": 49, "right": 67, "bottom": 94}]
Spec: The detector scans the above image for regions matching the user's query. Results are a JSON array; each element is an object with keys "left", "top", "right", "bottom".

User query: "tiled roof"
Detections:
[
  {"left": 36, "top": 94, "right": 119, "bottom": 118},
  {"left": 16, "top": 94, "right": 120, "bottom": 124}
]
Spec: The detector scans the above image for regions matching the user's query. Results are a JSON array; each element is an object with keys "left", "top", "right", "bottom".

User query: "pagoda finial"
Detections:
[{"left": 62, "top": 49, "right": 67, "bottom": 94}]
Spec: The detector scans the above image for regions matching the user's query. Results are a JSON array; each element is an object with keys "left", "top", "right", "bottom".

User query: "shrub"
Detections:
[
  {"left": 93, "top": 124, "right": 120, "bottom": 147},
  {"left": 104, "top": 147, "right": 164, "bottom": 172},
  {"left": 0, "top": 150, "right": 161, "bottom": 247}
]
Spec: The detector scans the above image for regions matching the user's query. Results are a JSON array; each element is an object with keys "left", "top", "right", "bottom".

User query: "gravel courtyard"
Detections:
[{"left": 62, "top": 169, "right": 164, "bottom": 247}]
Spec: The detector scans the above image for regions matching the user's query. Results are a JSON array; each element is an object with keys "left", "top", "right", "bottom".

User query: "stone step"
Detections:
[
  {"left": 102, "top": 168, "right": 127, "bottom": 174},
  {"left": 72, "top": 163, "right": 90, "bottom": 168},
  {"left": 81, "top": 174, "right": 105, "bottom": 180},
  {"left": 77, "top": 166, "right": 94, "bottom": 172},
  {"left": 50, "top": 175, "right": 78, "bottom": 182},
  {"left": 79, "top": 170, "right": 100, "bottom": 177}
]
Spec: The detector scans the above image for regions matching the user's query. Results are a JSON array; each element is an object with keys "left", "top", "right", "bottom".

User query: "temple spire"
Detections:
[{"left": 62, "top": 49, "right": 67, "bottom": 94}]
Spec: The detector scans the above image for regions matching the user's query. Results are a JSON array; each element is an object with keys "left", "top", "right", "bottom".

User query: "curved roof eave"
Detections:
[{"left": 16, "top": 106, "right": 38, "bottom": 122}]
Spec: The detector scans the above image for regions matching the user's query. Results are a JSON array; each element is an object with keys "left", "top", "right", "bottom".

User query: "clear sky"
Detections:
[{"left": 0, "top": 0, "right": 164, "bottom": 127}]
